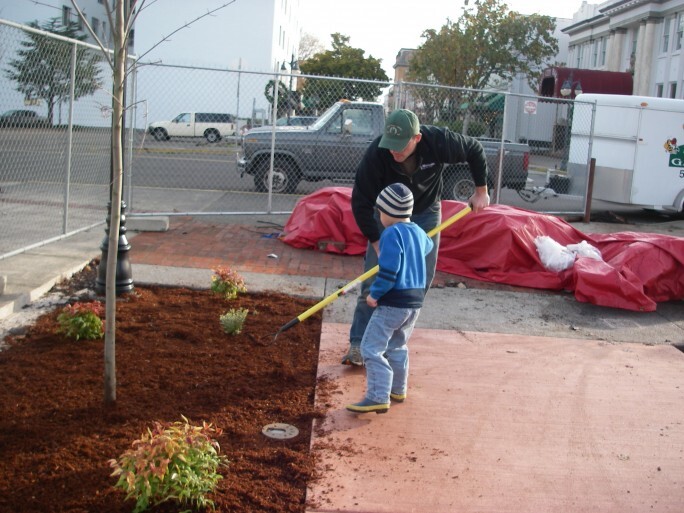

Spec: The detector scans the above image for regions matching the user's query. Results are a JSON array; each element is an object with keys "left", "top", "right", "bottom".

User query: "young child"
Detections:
[{"left": 346, "top": 183, "right": 434, "bottom": 414}]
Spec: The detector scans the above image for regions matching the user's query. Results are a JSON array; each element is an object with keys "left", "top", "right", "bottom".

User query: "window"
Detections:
[
  {"left": 92, "top": 17, "right": 100, "bottom": 37},
  {"left": 101, "top": 21, "right": 107, "bottom": 39},
  {"left": 656, "top": 84, "right": 664, "bottom": 97},
  {"left": 62, "top": 6, "right": 71, "bottom": 26},
  {"left": 600, "top": 37, "right": 607, "bottom": 66},
  {"left": 677, "top": 13, "right": 684, "bottom": 50},
  {"left": 592, "top": 40, "right": 598, "bottom": 67},
  {"left": 173, "top": 113, "right": 191, "bottom": 123},
  {"left": 196, "top": 113, "right": 234, "bottom": 123},
  {"left": 576, "top": 44, "right": 584, "bottom": 67},
  {"left": 670, "top": 82, "right": 677, "bottom": 98},
  {"left": 663, "top": 17, "right": 671, "bottom": 53}
]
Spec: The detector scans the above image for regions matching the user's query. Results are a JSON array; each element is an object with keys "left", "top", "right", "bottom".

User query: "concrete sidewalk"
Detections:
[{"left": 1, "top": 215, "right": 683, "bottom": 512}]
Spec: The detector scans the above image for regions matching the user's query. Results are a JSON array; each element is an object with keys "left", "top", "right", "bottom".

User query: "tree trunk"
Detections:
[{"left": 104, "top": 0, "right": 126, "bottom": 404}]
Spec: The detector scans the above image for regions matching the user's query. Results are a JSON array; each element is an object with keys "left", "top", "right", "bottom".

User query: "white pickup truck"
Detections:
[{"left": 148, "top": 112, "right": 236, "bottom": 143}]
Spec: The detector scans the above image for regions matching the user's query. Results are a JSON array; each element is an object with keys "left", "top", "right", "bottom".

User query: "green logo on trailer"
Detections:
[{"left": 664, "top": 138, "right": 684, "bottom": 168}]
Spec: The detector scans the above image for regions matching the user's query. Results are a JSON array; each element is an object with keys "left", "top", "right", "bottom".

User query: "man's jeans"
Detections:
[
  {"left": 349, "top": 203, "right": 441, "bottom": 346},
  {"left": 361, "top": 305, "right": 420, "bottom": 403}
]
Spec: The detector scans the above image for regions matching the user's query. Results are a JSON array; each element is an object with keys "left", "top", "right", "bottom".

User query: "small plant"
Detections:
[
  {"left": 210, "top": 266, "right": 246, "bottom": 300},
  {"left": 109, "top": 415, "right": 226, "bottom": 513},
  {"left": 56, "top": 301, "right": 104, "bottom": 340},
  {"left": 220, "top": 308, "right": 249, "bottom": 335}
]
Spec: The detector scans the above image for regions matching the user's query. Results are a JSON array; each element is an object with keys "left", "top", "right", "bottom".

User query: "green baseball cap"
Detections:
[{"left": 379, "top": 109, "right": 420, "bottom": 151}]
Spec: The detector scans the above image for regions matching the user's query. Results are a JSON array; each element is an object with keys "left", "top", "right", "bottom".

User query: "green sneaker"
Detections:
[
  {"left": 346, "top": 398, "right": 390, "bottom": 414},
  {"left": 390, "top": 391, "right": 406, "bottom": 403}
]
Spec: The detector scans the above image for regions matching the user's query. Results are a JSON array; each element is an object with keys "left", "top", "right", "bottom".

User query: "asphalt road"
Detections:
[{"left": 1, "top": 128, "right": 679, "bottom": 257}]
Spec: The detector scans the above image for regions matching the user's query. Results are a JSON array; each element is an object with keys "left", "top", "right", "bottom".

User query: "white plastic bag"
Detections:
[
  {"left": 534, "top": 235, "right": 575, "bottom": 272},
  {"left": 567, "top": 240, "right": 602, "bottom": 261}
]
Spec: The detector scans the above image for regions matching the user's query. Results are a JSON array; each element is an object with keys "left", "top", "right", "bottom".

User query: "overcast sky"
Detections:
[
  {"left": 298, "top": 0, "right": 587, "bottom": 77},
  {"left": 133, "top": 0, "right": 589, "bottom": 75}
]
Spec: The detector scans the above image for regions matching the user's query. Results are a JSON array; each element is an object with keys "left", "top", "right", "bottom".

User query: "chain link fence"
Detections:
[
  {"left": 0, "top": 19, "right": 136, "bottom": 258},
  {"left": 1, "top": 18, "right": 596, "bottom": 259}
]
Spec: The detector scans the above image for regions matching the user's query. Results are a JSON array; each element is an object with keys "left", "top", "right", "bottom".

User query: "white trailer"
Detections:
[{"left": 569, "top": 93, "right": 684, "bottom": 213}]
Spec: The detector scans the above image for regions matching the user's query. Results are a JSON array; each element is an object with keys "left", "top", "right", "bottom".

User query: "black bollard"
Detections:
[{"left": 96, "top": 201, "right": 134, "bottom": 295}]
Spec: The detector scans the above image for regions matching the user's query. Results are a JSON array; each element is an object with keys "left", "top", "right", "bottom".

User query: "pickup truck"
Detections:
[
  {"left": 148, "top": 112, "right": 236, "bottom": 143},
  {"left": 237, "top": 100, "right": 529, "bottom": 197}
]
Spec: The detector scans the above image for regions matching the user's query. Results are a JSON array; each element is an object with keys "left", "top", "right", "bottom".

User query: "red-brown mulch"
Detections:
[{"left": 0, "top": 266, "right": 327, "bottom": 513}]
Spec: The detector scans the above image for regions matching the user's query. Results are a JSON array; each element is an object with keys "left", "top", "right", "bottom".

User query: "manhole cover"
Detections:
[{"left": 262, "top": 423, "right": 299, "bottom": 440}]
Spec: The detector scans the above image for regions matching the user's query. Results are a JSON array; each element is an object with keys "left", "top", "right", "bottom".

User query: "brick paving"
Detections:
[{"left": 129, "top": 216, "right": 366, "bottom": 281}]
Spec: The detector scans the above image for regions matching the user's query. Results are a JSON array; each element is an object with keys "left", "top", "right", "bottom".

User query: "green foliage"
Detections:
[
  {"left": 109, "top": 416, "right": 226, "bottom": 513},
  {"left": 4, "top": 18, "right": 103, "bottom": 126},
  {"left": 407, "top": 0, "right": 558, "bottom": 92},
  {"left": 56, "top": 301, "right": 104, "bottom": 340},
  {"left": 440, "top": 119, "right": 487, "bottom": 138},
  {"left": 219, "top": 308, "right": 249, "bottom": 335},
  {"left": 264, "top": 79, "right": 300, "bottom": 118},
  {"left": 299, "top": 33, "right": 389, "bottom": 111},
  {"left": 210, "top": 266, "right": 246, "bottom": 300}
]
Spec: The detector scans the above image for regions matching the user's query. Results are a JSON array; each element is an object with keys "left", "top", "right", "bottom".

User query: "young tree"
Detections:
[
  {"left": 299, "top": 33, "right": 389, "bottom": 111},
  {"left": 4, "top": 18, "right": 103, "bottom": 126},
  {"left": 68, "top": 0, "right": 236, "bottom": 404},
  {"left": 408, "top": 0, "right": 557, "bottom": 91}
]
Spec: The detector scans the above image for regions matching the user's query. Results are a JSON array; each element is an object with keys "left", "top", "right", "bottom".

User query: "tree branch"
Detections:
[
  {"left": 134, "top": 0, "right": 237, "bottom": 63},
  {"left": 69, "top": 0, "right": 113, "bottom": 69}
]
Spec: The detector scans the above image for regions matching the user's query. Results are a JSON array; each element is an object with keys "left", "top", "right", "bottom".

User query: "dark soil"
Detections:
[{"left": 0, "top": 262, "right": 327, "bottom": 513}]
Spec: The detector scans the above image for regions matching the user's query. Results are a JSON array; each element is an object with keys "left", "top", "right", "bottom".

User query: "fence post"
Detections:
[
  {"left": 583, "top": 158, "right": 596, "bottom": 223},
  {"left": 63, "top": 42, "right": 78, "bottom": 234}
]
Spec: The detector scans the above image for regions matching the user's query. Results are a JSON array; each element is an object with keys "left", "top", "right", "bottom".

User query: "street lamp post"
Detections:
[
  {"left": 560, "top": 73, "right": 582, "bottom": 171},
  {"left": 280, "top": 54, "right": 299, "bottom": 122}
]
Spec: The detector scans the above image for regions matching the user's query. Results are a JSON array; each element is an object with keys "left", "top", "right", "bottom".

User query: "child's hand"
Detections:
[{"left": 366, "top": 295, "right": 378, "bottom": 308}]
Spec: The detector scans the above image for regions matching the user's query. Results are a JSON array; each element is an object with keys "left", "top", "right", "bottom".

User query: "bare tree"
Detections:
[{"left": 298, "top": 32, "right": 325, "bottom": 62}]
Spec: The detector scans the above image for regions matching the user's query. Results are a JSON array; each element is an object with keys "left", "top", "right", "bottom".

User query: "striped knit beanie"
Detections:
[{"left": 376, "top": 183, "right": 414, "bottom": 219}]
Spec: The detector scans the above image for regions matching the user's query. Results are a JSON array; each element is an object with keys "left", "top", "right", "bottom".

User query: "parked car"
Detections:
[
  {"left": 148, "top": 112, "right": 236, "bottom": 143},
  {"left": 0, "top": 109, "right": 48, "bottom": 128},
  {"left": 275, "top": 116, "right": 317, "bottom": 127}
]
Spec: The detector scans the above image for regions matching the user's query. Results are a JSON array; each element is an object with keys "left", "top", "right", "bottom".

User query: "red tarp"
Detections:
[{"left": 281, "top": 187, "right": 684, "bottom": 312}]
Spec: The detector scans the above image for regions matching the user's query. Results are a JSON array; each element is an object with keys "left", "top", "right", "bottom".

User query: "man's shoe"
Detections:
[
  {"left": 341, "top": 345, "right": 363, "bottom": 366},
  {"left": 390, "top": 391, "right": 406, "bottom": 403},
  {"left": 346, "top": 398, "right": 390, "bottom": 414}
]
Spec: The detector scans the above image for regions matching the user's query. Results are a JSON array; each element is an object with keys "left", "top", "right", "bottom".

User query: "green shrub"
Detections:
[
  {"left": 219, "top": 308, "right": 249, "bottom": 335},
  {"left": 109, "top": 416, "right": 226, "bottom": 513},
  {"left": 56, "top": 301, "right": 104, "bottom": 340}
]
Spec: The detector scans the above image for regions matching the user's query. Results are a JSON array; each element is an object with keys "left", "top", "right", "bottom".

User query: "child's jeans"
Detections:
[{"left": 360, "top": 305, "right": 421, "bottom": 404}]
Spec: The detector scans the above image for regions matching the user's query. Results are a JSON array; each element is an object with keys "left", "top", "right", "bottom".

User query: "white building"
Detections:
[
  {"left": 1, "top": 1, "right": 303, "bottom": 128},
  {"left": 0, "top": 0, "right": 126, "bottom": 49},
  {"left": 563, "top": 0, "right": 684, "bottom": 98}
]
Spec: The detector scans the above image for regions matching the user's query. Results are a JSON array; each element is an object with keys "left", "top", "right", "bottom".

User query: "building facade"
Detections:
[
  {"left": 564, "top": 0, "right": 684, "bottom": 98},
  {"left": 0, "top": 0, "right": 131, "bottom": 49}
]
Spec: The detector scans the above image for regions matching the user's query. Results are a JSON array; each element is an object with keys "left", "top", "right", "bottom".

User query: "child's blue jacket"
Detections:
[{"left": 370, "top": 222, "right": 434, "bottom": 308}]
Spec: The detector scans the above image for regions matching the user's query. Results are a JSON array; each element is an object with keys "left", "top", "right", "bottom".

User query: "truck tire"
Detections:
[
  {"left": 153, "top": 128, "right": 168, "bottom": 141},
  {"left": 204, "top": 129, "right": 221, "bottom": 143},
  {"left": 443, "top": 165, "right": 475, "bottom": 201},
  {"left": 254, "top": 158, "right": 301, "bottom": 194}
]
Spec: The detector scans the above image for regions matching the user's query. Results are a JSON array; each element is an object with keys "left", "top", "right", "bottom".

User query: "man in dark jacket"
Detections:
[{"left": 342, "top": 108, "right": 490, "bottom": 366}]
